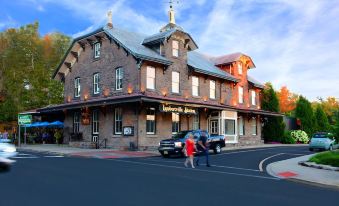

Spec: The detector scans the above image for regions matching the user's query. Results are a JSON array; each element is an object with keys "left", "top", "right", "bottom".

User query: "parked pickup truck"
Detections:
[{"left": 158, "top": 130, "right": 225, "bottom": 157}]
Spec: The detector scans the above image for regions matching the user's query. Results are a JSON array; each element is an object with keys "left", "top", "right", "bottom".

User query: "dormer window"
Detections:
[
  {"left": 172, "top": 40, "right": 179, "bottom": 57},
  {"left": 74, "top": 77, "right": 81, "bottom": 98},
  {"left": 238, "top": 62, "right": 242, "bottom": 75},
  {"left": 94, "top": 42, "right": 101, "bottom": 58}
]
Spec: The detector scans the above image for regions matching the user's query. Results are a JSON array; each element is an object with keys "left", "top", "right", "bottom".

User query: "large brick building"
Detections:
[{"left": 39, "top": 8, "right": 280, "bottom": 149}]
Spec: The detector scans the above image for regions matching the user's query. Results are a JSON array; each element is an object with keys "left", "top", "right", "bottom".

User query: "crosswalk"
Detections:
[{"left": 11, "top": 152, "right": 64, "bottom": 159}]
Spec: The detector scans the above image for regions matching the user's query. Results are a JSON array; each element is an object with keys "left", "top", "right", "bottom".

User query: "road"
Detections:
[{"left": 0, "top": 146, "right": 338, "bottom": 206}]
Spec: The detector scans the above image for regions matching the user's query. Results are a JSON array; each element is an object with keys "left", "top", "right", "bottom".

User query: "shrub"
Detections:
[
  {"left": 290, "top": 130, "right": 309, "bottom": 143},
  {"left": 309, "top": 151, "right": 339, "bottom": 167},
  {"left": 281, "top": 131, "right": 296, "bottom": 144}
]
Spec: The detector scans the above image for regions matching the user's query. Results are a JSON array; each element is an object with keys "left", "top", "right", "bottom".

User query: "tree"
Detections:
[
  {"left": 277, "top": 86, "right": 297, "bottom": 115},
  {"left": 314, "top": 104, "right": 330, "bottom": 132},
  {"left": 262, "top": 83, "right": 285, "bottom": 142},
  {"left": 0, "top": 22, "right": 71, "bottom": 122},
  {"left": 295, "top": 96, "right": 316, "bottom": 136}
]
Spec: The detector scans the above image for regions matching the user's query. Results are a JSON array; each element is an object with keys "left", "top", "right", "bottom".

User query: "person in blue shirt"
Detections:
[{"left": 196, "top": 131, "right": 211, "bottom": 167}]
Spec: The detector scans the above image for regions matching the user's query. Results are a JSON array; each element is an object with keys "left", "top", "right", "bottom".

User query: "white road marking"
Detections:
[
  {"left": 44, "top": 156, "right": 64, "bottom": 158},
  {"left": 17, "top": 153, "right": 32, "bottom": 156},
  {"left": 11, "top": 156, "right": 39, "bottom": 159},
  {"left": 259, "top": 153, "right": 285, "bottom": 172},
  {"left": 111, "top": 159, "right": 279, "bottom": 180},
  {"left": 142, "top": 159, "right": 260, "bottom": 172},
  {"left": 215, "top": 148, "right": 274, "bottom": 156}
]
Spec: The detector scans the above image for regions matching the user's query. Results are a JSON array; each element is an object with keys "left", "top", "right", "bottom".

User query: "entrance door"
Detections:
[
  {"left": 210, "top": 120, "right": 219, "bottom": 135},
  {"left": 92, "top": 110, "right": 99, "bottom": 142}
]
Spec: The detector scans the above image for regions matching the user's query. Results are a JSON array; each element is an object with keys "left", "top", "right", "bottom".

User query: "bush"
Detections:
[
  {"left": 290, "top": 130, "right": 309, "bottom": 144},
  {"left": 309, "top": 151, "right": 339, "bottom": 167},
  {"left": 281, "top": 131, "right": 296, "bottom": 144}
]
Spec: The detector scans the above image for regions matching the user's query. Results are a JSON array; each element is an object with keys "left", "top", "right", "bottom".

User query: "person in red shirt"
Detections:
[{"left": 184, "top": 133, "right": 196, "bottom": 168}]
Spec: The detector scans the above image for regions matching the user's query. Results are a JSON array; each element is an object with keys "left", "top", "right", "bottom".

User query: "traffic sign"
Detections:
[{"left": 18, "top": 114, "right": 32, "bottom": 125}]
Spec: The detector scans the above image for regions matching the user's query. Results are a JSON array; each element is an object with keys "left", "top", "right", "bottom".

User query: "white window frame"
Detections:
[
  {"left": 210, "top": 80, "right": 216, "bottom": 99},
  {"left": 238, "top": 116, "right": 244, "bottom": 136},
  {"left": 238, "top": 86, "right": 244, "bottom": 104},
  {"left": 93, "top": 73, "right": 100, "bottom": 94},
  {"left": 210, "top": 120, "right": 219, "bottom": 134},
  {"left": 172, "top": 40, "right": 179, "bottom": 57},
  {"left": 146, "top": 66, "right": 155, "bottom": 90},
  {"left": 92, "top": 110, "right": 99, "bottom": 134},
  {"left": 224, "top": 119, "right": 236, "bottom": 135},
  {"left": 115, "top": 68, "right": 123, "bottom": 90},
  {"left": 251, "top": 117, "right": 257, "bottom": 135},
  {"left": 172, "top": 71, "right": 180, "bottom": 93},
  {"left": 172, "top": 113, "right": 180, "bottom": 134},
  {"left": 74, "top": 77, "right": 81, "bottom": 98},
  {"left": 114, "top": 108, "right": 122, "bottom": 135},
  {"left": 192, "top": 76, "right": 199, "bottom": 96},
  {"left": 238, "top": 62, "right": 242, "bottom": 75},
  {"left": 192, "top": 113, "right": 200, "bottom": 130},
  {"left": 251, "top": 90, "right": 256, "bottom": 105},
  {"left": 146, "top": 108, "right": 156, "bottom": 134},
  {"left": 73, "top": 112, "right": 80, "bottom": 133},
  {"left": 94, "top": 42, "right": 101, "bottom": 58}
]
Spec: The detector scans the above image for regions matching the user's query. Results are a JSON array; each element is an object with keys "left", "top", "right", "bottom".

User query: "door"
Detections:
[
  {"left": 210, "top": 120, "right": 219, "bottom": 135},
  {"left": 92, "top": 110, "right": 99, "bottom": 142}
]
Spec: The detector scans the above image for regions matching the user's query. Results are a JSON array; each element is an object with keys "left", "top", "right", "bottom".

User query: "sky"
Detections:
[{"left": 1, "top": 0, "right": 338, "bottom": 101}]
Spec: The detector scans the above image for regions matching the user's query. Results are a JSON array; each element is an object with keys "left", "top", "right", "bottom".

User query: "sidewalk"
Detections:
[
  {"left": 18, "top": 144, "right": 158, "bottom": 159},
  {"left": 267, "top": 154, "right": 339, "bottom": 188}
]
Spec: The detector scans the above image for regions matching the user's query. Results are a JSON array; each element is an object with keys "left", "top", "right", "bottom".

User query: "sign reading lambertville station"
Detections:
[
  {"left": 159, "top": 104, "right": 197, "bottom": 114},
  {"left": 18, "top": 114, "right": 32, "bottom": 125}
]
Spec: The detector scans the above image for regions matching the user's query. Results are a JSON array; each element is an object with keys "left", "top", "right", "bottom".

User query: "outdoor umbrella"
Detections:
[{"left": 49, "top": 121, "right": 64, "bottom": 128}]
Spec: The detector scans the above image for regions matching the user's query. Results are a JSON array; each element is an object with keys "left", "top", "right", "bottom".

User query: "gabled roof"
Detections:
[
  {"left": 211, "top": 52, "right": 256, "bottom": 68},
  {"left": 247, "top": 75, "right": 264, "bottom": 89},
  {"left": 142, "top": 28, "right": 198, "bottom": 50},
  {"left": 188, "top": 51, "right": 238, "bottom": 82}
]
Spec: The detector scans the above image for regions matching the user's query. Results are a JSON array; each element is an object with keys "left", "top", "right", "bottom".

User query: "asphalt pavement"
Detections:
[{"left": 0, "top": 146, "right": 338, "bottom": 206}]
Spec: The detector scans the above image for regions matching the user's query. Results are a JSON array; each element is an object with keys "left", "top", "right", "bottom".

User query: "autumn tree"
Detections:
[
  {"left": 295, "top": 96, "right": 316, "bottom": 136},
  {"left": 262, "top": 83, "right": 285, "bottom": 142},
  {"left": 277, "top": 86, "right": 297, "bottom": 115}
]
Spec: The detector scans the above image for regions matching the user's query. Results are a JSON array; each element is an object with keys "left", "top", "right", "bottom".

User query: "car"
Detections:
[
  {"left": 158, "top": 130, "right": 226, "bottom": 157},
  {"left": 0, "top": 139, "right": 17, "bottom": 170},
  {"left": 309, "top": 132, "right": 338, "bottom": 151}
]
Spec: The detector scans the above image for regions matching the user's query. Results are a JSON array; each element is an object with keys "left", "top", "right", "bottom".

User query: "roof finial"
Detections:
[
  {"left": 168, "top": 0, "right": 178, "bottom": 24},
  {"left": 107, "top": 10, "right": 113, "bottom": 28}
]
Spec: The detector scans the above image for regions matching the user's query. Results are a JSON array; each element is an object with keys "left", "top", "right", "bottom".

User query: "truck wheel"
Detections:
[{"left": 214, "top": 144, "right": 221, "bottom": 154}]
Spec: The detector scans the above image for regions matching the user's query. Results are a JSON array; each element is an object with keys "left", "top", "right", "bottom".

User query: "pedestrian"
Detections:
[
  {"left": 3, "top": 130, "right": 8, "bottom": 139},
  {"left": 196, "top": 131, "right": 211, "bottom": 167},
  {"left": 184, "top": 133, "right": 196, "bottom": 168}
]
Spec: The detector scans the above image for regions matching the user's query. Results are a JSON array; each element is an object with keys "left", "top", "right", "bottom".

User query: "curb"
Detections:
[{"left": 299, "top": 161, "right": 339, "bottom": 172}]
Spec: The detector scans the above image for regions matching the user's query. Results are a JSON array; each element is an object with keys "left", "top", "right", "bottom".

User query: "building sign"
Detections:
[
  {"left": 123, "top": 126, "right": 134, "bottom": 136},
  {"left": 18, "top": 114, "right": 32, "bottom": 125},
  {"left": 159, "top": 104, "right": 197, "bottom": 115}
]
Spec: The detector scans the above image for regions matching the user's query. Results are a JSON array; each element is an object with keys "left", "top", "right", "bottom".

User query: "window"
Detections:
[
  {"left": 94, "top": 42, "right": 101, "bottom": 58},
  {"left": 73, "top": 112, "right": 80, "bottom": 133},
  {"left": 238, "top": 116, "right": 244, "bottom": 136},
  {"left": 192, "top": 113, "right": 200, "bottom": 130},
  {"left": 238, "top": 86, "right": 244, "bottom": 104},
  {"left": 115, "top": 68, "right": 123, "bottom": 90},
  {"left": 210, "top": 80, "right": 216, "bottom": 99},
  {"left": 251, "top": 117, "right": 257, "bottom": 135},
  {"left": 93, "top": 73, "right": 100, "bottom": 94},
  {"left": 224, "top": 119, "right": 235, "bottom": 135},
  {"left": 192, "top": 76, "right": 199, "bottom": 96},
  {"left": 210, "top": 120, "right": 218, "bottom": 134},
  {"left": 172, "top": 71, "right": 180, "bottom": 93},
  {"left": 172, "top": 113, "right": 180, "bottom": 134},
  {"left": 251, "top": 90, "right": 256, "bottom": 105},
  {"left": 74, "top": 77, "right": 81, "bottom": 97},
  {"left": 92, "top": 110, "right": 99, "bottom": 134},
  {"left": 146, "top": 66, "right": 155, "bottom": 89},
  {"left": 146, "top": 108, "right": 156, "bottom": 134},
  {"left": 238, "top": 62, "right": 242, "bottom": 75},
  {"left": 114, "top": 108, "right": 123, "bottom": 134},
  {"left": 172, "top": 40, "right": 179, "bottom": 57}
]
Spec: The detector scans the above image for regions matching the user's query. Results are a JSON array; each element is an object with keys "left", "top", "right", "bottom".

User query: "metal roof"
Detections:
[
  {"left": 188, "top": 51, "right": 238, "bottom": 82},
  {"left": 247, "top": 75, "right": 265, "bottom": 89}
]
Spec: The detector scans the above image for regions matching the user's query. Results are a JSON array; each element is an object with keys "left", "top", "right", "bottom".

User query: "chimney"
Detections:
[{"left": 107, "top": 11, "right": 113, "bottom": 28}]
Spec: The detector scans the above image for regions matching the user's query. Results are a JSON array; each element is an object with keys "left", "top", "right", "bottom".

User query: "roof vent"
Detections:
[{"left": 107, "top": 11, "right": 113, "bottom": 28}]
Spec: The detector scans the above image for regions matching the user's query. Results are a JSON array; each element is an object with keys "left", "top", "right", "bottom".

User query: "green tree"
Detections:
[
  {"left": 295, "top": 96, "right": 315, "bottom": 136},
  {"left": 314, "top": 104, "right": 330, "bottom": 132},
  {"left": 262, "top": 83, "right": 285, "bottom": 142}
]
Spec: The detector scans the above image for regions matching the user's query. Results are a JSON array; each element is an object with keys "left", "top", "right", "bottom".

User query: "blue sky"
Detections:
[{"left": 1, "top": 0, "right": 339, "bottom": 101}]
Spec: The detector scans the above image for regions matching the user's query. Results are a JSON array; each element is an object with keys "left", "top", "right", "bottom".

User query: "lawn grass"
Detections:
[{"left": 309, "top": 150, "right": 339, "bottom": 167}]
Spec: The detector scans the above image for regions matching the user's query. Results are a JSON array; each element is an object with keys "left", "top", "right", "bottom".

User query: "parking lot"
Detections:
[{"left": 0, "top": 146, "right": 338, "bottom": 206}]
